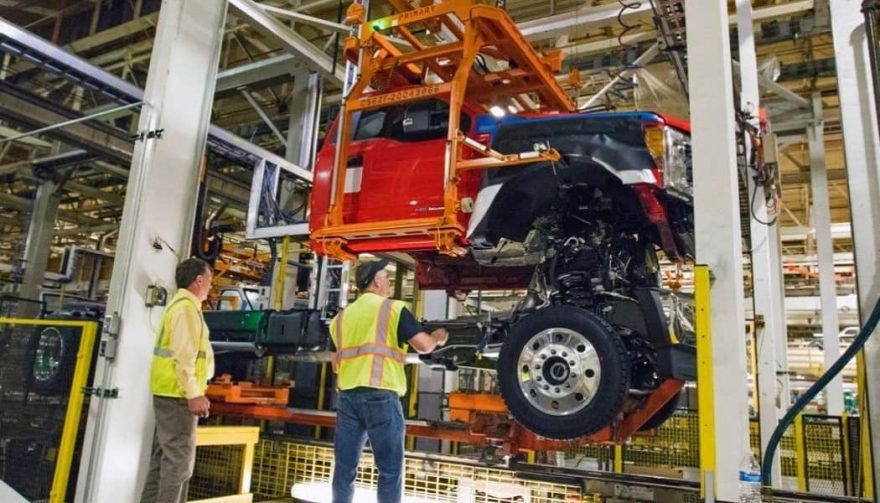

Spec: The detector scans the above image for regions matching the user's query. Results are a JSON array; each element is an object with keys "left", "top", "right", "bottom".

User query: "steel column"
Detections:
[
  {"left": 286, "top": 69, "right": 322, "bottom": 170},
  {"left": 686, "top": 0, "right": 751, "bottom": 499},
  {"left": 736, "top": 0, "right": 787, "bottom": 486},
  {"left": 75, "top": 2, "right": 228, "bottom": 502},
  {"left": 830, "top": 1, "right": 880, "bottom": 495},
  {"left": 18, "top": 180, "right": 60, "bottom": 307},
  {"left": 808, "top": 95, "right": 844, "bottom": 415}
]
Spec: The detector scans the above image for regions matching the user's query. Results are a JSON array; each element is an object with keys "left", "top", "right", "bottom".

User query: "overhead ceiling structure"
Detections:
[{"left": 0, "top": 0, "right": 853, "bottom": 269}]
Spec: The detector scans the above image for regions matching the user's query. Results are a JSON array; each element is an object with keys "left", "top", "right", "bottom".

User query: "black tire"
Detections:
[
  {"left": 637, "top": 391, "right": 681, "bottom": 431},
  {"left": 24, "top": 325, "right": 80, "bottom": 396},
  {"left": 498, "top": 305, "right": 630, "bottom": 439}
]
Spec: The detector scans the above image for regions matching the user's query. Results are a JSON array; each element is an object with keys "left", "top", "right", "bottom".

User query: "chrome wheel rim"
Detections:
[{"left": 517, "top": 328, "right": 601, "bottom": 416}]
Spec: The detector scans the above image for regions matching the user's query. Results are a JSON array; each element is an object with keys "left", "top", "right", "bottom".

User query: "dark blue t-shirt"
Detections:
[{"left": 397, "top": 307, "right": 423, "bottom": 347}]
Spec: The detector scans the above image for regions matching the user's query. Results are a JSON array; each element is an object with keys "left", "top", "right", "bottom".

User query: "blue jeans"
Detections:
[{"left": 332, "top": 388, "right": 404, "bottom": 503}]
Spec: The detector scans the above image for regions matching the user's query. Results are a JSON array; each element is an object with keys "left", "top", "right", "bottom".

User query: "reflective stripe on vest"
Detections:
[
  {"left": 333, "top": 294, "right": 407, "bottom": 394},
  {"left": 369, "top": 299, "right": 395, "bottom": 386},
  {"left": 154, "top": 347, "right": 208, "bottom": 359},
  {"left": 150, "top": 292, "right": 211, "bottom": 398},
  {"left": 335, "top": 299, "right": 399, "bottom": 385}
]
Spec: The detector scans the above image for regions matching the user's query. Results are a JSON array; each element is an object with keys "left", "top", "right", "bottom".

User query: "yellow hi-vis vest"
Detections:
[
  {"left": 329, "top": 292, "right": 408, "bottom": 396},
  {"left": 150, "top": 290, "right": 213, "bottom": 398}
]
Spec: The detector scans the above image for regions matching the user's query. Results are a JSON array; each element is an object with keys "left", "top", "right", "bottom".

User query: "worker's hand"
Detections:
[
  {"left": 188, "top": 396, "right": 211, "bottom": 418},
  {"left": 432, "top": 327, "right": 449, "bottom": 347}
]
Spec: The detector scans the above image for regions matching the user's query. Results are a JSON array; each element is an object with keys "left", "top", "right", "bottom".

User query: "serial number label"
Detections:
[{"left": 360, "top": 85, "right": 443, "bottom": 108}]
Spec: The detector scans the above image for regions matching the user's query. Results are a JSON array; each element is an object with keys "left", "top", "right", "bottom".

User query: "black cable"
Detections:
[
  {"left": 331, "top": 0, "right": 344, "bottom": 70},
  {"left": 749, "top": 179, "right": 778, "bottom": 226},
  {"left": 616, "top": 0, "right": 642, "bottom": 50},
  {"left": 762, "top": 295, "right": 880, "bottom": 485}
]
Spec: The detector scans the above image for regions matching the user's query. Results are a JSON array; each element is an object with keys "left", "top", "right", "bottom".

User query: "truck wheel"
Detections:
[{"left": 498, "top": 305, "right": 630, "bottom": 439}]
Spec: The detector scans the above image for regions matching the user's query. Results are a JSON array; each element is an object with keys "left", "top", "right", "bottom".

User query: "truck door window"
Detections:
[
  {"left": 389, "top": 99, "right": 471, "bottom": 142},
  {"left": 353, "top": 109, "right": 388, "bottom": 140}
]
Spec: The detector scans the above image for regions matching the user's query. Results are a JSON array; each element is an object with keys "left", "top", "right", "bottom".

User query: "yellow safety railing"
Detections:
[
  {"left": 0, "top": 317, "right": 98, "bottom": 503},
  {"left": 190, "top": 426, "right": 260, "bottom": 503}
]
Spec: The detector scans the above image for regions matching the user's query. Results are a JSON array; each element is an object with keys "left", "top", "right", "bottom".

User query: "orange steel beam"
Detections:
[
  {"left": 377, "top": 41, "right": 464, "bottom": 72},
  {"left": 211, "top": 402, "right": 483, "bottom": 444},
  {"left": 213, "top": 378, "right": 686, "bottom": 453},
  {"left": 395, "top": 26, "right": 458, "bottom": 82}
]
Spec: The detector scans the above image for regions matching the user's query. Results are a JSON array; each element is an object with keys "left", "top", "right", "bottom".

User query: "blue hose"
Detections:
[{"left": 761, "top": 296, "right": 880, "bottom": 484}]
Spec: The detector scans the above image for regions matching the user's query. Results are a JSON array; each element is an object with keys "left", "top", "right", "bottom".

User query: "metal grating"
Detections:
[
  {"left": 803, "top": 415, "right": 847, "bottom": 496},
  {"left": 189, "top": 413, "right": 867, "bottom": 500},
  {"left": 625, "top": 412, "right": 700, "bottom": 468},
  {"left": 188, "top": 444, "right": 244, "bottom": 501},
  {"left": 247, "top": 438, "right": 598, "bottom": 502}
]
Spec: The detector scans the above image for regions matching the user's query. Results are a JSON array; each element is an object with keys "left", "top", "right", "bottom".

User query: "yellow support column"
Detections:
[
  {"left": 314, "top": 362, "right": 329, "bottom": 440},
  {"left": 405, "top": 364, "right": 420, "bottom": 450},
  {"left": 843, "top": 413, "right": 854, "bottom": 496},
  {"left": 795, "top": 414, "right": 807, "bottom": 492},
  {"left": 694, "top": 265, "right": 716, "bottom": 501},
  {"left": 858, "top": 352, "right": 874, "bottom": 498},
  {"left": 49, "top": 321, "right": 99, "bottom": 503},
  {"left": 613, "top": 445, "right": 624, "bottom": 474},
  {"left": 266, "top": 236, "right": 293, "bottom": 385}
]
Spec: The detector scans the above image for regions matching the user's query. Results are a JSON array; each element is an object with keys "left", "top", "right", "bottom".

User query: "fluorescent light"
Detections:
[{"left": 489, "top": 105, "right": 506, "bottom": 118}]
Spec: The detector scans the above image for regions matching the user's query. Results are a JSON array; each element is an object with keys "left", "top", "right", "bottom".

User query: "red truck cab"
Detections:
[{"left": 309, "top": 98, "right": 486, "bottom": 255}]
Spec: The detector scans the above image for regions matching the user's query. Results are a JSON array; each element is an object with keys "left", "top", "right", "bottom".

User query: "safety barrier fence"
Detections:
[
  {"left": 0, "top": 317, "right": 98, "bottom": 503},
  {"left": 186, "top": 409, "right": 865, "bottom": 502},
  {"left": 565, "top": 411, "right": 864, "bottom": 498},
  {"left": 192, "top": 437, "right": 603, "bottom": 502},
  {"left": 189, "top": 426, "right": 259, "bottom": 503}
]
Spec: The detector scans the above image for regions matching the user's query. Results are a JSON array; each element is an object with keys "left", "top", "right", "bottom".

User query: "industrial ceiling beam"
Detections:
[
  {"left": 551, "top": 1, "right": 816, "bottom": 60},
  {"left": 0, "top": 84, "right": 134, "bottom": 165},
  {"left": 258, "top": 4, "right": 350, "bottom": 33},
  {"left": 0, "top": 17, "right": 311, "bottom": 182},
  {"left": 215, "top": 53, "right": 298, "bottom": 93},
  {"left": 0, "top": 189, "right": 108, "bottom": 227},
  {"left": 518, "top": 1, "right": 653, "bottom": 41},
  {"left": 733, "top": 60, "right": 810, "bottom": 110},
  {"left": 228, "top": 0, "right": 346, "bottom": 87}
]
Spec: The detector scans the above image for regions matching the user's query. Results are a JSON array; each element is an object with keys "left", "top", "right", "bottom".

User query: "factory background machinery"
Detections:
[{"left": 0, "top": 1, "right": 878, "bottom": 502}]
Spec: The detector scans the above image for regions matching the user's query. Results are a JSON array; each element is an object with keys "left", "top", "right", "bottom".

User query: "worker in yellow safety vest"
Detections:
[
  {"left": 330, "top": 259, "right": 449, "bottom": 503},
  {"left": 141, "top": 258, "right": 215, "bottom": 503}
]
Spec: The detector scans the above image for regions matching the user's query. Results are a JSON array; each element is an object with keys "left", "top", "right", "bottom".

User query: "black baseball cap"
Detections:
[{"left": 355, "top": 259, "right": 390, "bottom": 290}]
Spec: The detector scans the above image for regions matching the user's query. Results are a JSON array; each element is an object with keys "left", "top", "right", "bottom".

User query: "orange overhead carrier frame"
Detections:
[{"left": 313, "top": 0, "right": 576, "bottom": 261}]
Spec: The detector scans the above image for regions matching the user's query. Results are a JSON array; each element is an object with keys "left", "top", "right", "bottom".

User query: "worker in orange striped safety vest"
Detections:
[{"left": 329, "top": 259, "right": 449, "bottom": 503}]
